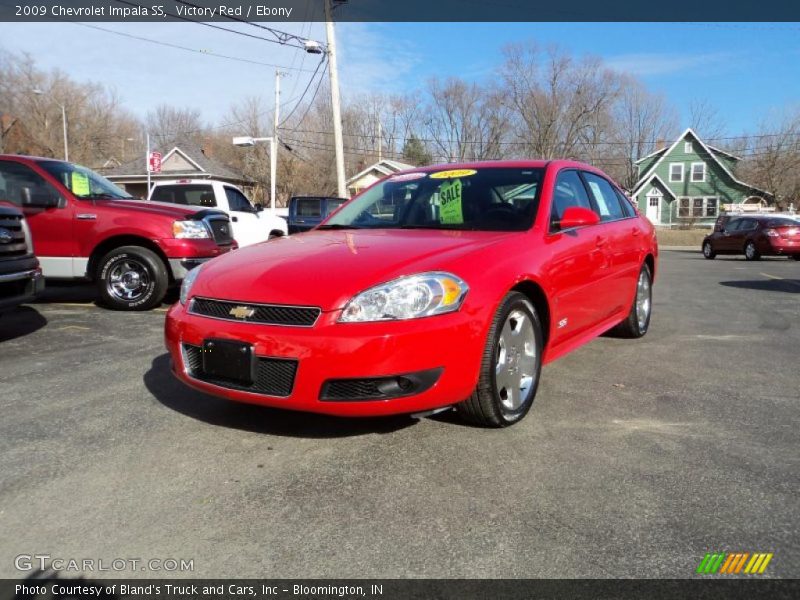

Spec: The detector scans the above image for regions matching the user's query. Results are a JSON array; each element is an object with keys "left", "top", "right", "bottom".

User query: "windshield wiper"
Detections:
[
  {"left": 316, "top": 224, "right": 363, "bottom": 230},
  {"left": 83, "top": 193, "right": 130, "bottom": 200}
]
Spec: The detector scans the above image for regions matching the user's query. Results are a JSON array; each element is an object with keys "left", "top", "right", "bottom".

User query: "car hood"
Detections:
[
  {"left": 93, "top": 198, "right": 223, "bottom": 220},
  {"left": 193, "top": 228, "right": 513, "bottom": 310}
]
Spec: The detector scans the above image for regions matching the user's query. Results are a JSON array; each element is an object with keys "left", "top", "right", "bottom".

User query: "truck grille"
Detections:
[
  {"left": 0, "top": 213, "right": 28, "bottom": 259},
  {"left": 181, "top": 343, "right": 298, "bottom": 397},
  {"left": 204, "top": 215, "right": 234, "bottom": 245},
  {"left": 190, "top": 297, "right": 321, "bottom": 327}
]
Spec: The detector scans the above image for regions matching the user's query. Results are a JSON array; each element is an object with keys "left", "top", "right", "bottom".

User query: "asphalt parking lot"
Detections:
[{"left": 0, "top": 250, "right": 797, "bottom": 579}]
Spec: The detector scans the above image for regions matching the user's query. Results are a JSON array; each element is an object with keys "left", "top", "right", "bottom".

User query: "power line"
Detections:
[
  {"left": 279, "top": 60, "right": 329, "bottom": 130},
  {"left": 113, "top": 0, "right": 308, "bottom": 49},
  {"left": 69, "top": 22, "right": 319, "bottom": 73},
  {"left": 173, "top": 0, "right": 323, "bottom": 49}
]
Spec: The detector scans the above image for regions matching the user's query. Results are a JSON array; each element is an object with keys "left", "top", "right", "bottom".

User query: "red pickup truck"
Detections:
[{"left": 0, "top": 155, "right": 236, "bottom": 310}]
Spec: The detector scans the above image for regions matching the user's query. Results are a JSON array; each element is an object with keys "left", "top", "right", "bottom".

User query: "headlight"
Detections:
[
  {"left": 173, "top": 220, "right": 210, "bottom": 239},
  {"left": 180, "top": 266, "right": 202, "bottom": 305},
  {"left": 339, "top": 272, "right": 468, "bottom": 322}
]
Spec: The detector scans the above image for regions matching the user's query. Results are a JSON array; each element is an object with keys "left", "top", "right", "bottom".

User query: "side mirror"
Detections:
[
  {"left": 21, "top": 185, "right": 63, "bottom": 208},
  {"left": 255, "top": 204, "right": 264, "bottom": 212},
  {"left": 559, "top": 206, "right": 600, "bottom": 230}
]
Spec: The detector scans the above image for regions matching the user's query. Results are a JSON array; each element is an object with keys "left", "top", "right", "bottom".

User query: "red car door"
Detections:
[
  {"left": 0, "top": 159, "right": 75, "bottom": 274},
  {"left": 541, "top": 169, "right": 608, "bottom": 347},
  {"left": 580, "top": 171, "right": 641, "bottom": 319}
]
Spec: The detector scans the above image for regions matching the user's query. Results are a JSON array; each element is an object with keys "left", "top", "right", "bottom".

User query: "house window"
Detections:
[
  {"left": 678, "top": 197, "right": 718, "bottom": 218},
  {"left": 649, "top": 197, "right": 659, "bottom": 207},
  {"left": 669, "top": 163, "right": 684, "bottom": 182},
  {"left": 691, "top": 162, "right": 706, "bottom": 182},
  {"left": 684, "top": 142, "right": 693, "bottom": 153}
]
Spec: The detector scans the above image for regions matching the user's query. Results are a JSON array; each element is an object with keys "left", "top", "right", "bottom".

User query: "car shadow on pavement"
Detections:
[
  {"left": 144, "top": 353, "right": 417, "bottom": 438},
  {"left": 719, "top": 279, "right": 800, "bottom": 294},
  {"left": 0, "top": 306, "right": 48, "bottom": 342}
]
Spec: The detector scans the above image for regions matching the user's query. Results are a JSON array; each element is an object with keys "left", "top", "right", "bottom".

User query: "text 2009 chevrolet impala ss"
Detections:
[{"left": 165, "top": 161, "right": 657, "bottom": 427}]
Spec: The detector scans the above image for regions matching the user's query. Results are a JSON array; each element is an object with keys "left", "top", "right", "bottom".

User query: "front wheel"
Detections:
[
  {"left": 744, "top": 241, "right": 761, "bottom": 261},
  {"left": 609, "top": 264, "right": 652, "bottom": 339},
  {"left": 96, "top": 246, "right": 168, "bottom": 311},
  {"left": 702, "top": 241, "right": 716, "bottom": 259},
  {"left": 456, "top": 292, "right": 543, "bottom": 427}
]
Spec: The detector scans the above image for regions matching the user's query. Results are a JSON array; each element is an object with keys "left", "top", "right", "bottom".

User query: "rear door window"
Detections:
[
  {"left": 151, "top": 184, "right": 216, "bottom": 207},
  {"left": 581, "top": 172, "right": 626, "bottom": 222},
  {"left": 296, "top": 198, "right": 322, "bottom": 217}
]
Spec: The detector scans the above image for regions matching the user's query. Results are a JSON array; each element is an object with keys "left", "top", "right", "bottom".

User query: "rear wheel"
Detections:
[
  {"left": 456, "top": 292, "right": 543, "bottom": 427},
  {"left": 702, "top": 241, "right": 716, "bottom": 259},
  {"left": 96, "top": 246, "right": 168, "bottom": 311},
  {"left": 609, "top": 264, "right": 652, "bottom": 339},
  {"left": 791, "top": 255, "right": 800, "bottom": 261},
  {"left": 744, "top": 240, "right": 760, "bottom": 261}
]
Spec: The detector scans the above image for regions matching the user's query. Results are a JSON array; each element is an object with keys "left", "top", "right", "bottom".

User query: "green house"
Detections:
[{"left": 630, "top": 128, "right": 771, "bottom": 227}]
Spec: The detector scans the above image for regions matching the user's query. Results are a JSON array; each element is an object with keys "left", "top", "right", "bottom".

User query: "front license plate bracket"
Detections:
[{"left": 202, "top": 339, "right": 255, "bottom": 384}]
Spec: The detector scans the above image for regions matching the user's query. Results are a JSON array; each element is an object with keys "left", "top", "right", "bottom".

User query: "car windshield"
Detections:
[
  {"left": 321, "top": 167, "right": 544, "bottom": 231},
  {"left": 37, "top": 160, "right": 133, "bottom": 199}
]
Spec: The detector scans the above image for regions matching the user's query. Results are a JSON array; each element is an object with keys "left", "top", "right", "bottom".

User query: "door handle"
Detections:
[
  {"left": 231, "top": 216, "right": 238, "bottom": 222},
  {"left": 631, "top": 227, "right": 640, "bottom": 236},
  {"left": 595, "top": 236, "right": 608, "bottom": 247}
]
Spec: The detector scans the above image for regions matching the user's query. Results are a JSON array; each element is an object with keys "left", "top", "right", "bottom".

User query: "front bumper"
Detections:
[
  {"left": 0, "top": 266, "right": 44, "bottom": 312},
  {"left": 164, "top": 301, "right": 483, "bottom": 417},
  {"left": 159, "top": 238, "right": 236, "bottom": 281}
]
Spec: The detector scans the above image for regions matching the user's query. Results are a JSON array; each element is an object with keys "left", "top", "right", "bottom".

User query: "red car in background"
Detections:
[
  {"left": 166, "top": 161, "right": 658, "bottom": 427},
  {"left": 702, "top": 214, "right": 800, "bottom": 260}
]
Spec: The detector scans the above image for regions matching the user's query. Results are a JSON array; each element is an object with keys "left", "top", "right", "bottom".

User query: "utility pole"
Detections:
[
  {"left": 60, "top": 105, "right": 69, "bottom": 162},
  {"left": 325, "top": 0, "right": 347, "bottom": 198},
  {"left": 146, "top": 132, "right": 151, "bottom": 194},
  {"left": 376, "top": 113, "right": 381, "bottom": 162},
  {"left": 271, "top": 70, "right": 284, "bottom": 212}
]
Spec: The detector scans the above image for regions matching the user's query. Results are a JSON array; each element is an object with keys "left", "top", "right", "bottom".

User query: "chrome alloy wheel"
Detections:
[
  {"left": 107, "top": 259, "right": 151, "bottom": 302},
  {"left": 495, "top": 309, "right": 537, "bottom": 412},
  {"left": 635, "top": 269, "right": 652, "bottom": 332}
]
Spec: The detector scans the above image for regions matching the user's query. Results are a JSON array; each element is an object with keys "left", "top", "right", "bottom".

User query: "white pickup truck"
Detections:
[{"left": 148, "top": 179, "right": 287, "bottom": 246}]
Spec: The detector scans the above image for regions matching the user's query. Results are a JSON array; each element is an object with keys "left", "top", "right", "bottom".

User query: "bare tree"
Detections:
[
  {"left": 738, "top": 106, "right": 800, "bottom": 210},
  {"left": 608, "top": 77, "right": 679, "bottom": 189},
  {"left": 689, "top": 98, "right": 726, "bottom": 140},
  {"left": 146, "top": 104, "right": 204, "bottom": 148}
]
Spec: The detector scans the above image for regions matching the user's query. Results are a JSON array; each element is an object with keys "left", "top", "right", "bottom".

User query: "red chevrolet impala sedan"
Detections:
[{"left": 165, "top": 161, "right": 657, "bottom": 427}]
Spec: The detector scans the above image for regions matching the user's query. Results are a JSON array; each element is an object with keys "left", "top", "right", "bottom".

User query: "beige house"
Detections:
[
  {"left": 105, "top": 139, "right": 250, "bottom": 198},
  {"left": 346, "top": 159, "right": 415, "bottom": 197}
]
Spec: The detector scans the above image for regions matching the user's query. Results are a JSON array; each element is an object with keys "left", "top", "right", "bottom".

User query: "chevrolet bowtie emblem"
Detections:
[{"left": 229, "top": 306, "right": 255, "bottom": 319}]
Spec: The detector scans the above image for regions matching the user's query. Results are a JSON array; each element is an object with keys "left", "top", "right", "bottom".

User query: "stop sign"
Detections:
[{"left": 148, "top": 151, "right": 162, "bottom": 173}]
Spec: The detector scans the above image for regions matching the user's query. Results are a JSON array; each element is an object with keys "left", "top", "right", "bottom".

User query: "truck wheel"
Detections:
[
  {"left": 456, "top": 292, "right": 543, "bottom": 427},
  {"left": 96, "top": 246, "right": 168, "bottom": 311}
]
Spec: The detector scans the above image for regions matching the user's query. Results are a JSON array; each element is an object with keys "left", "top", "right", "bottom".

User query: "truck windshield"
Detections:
[
  {"left": 37, "top": 160, "right": 133, "bottom": 199},
  {"left": 320, "top": 168, "right": 544, "bottom": 232}
]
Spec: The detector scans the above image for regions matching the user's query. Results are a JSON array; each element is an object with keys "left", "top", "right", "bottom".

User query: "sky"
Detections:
[{"left": 0, "top": 20, "right": 798, "bottom": 138}]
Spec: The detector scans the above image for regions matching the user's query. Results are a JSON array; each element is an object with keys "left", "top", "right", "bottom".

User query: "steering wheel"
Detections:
[{"left": 483, "top": 204, "right": 518, "bottom": 223}]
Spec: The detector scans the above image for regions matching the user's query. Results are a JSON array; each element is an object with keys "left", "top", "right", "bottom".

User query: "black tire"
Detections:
[
  {"left": 268, "top": 230, "right": 284, "bottom": 240},
  {"left": 702, "top": 241, "right": 716, "bottom": 259},
  {"left": 456, "top": 292, "right": 543, "bottom": 428},
  {"left": 95, "top": 246, "right": 168, "bottom": 311},
  {"left": 744, "top": 240, "right": 761, "bottom": 261},
  {"left": 791, "top": 255, "right": 800, "bottom": 261},
  {"left": 609, "top": 264, "right": 652, "bottom": 339}
]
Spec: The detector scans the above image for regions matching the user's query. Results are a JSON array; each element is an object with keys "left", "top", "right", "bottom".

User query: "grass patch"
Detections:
[{"left": 656, "top": 228, "right": 709, "bottom": 247}]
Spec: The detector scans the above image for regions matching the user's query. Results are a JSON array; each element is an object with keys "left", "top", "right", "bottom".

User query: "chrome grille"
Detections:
[
  {"left": 181, "top": 343, "right": 297, "bottom": 397},
  {"left": 0, "top": 213, "right": 27, "bottom": 259},
  {"left": 205, "top": 215, "right": 234, "bottom": 245},
  {"left": 190, "top": 297, "right": 321, "bottom": 327}
]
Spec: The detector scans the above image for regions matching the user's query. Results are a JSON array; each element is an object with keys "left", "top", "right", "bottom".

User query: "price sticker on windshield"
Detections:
[
  {"left": 439, "top": 178, "right": 463, "bottom": 224},
  {"left": 71, "top": 172, "right": 90, "bottom": 196}
]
